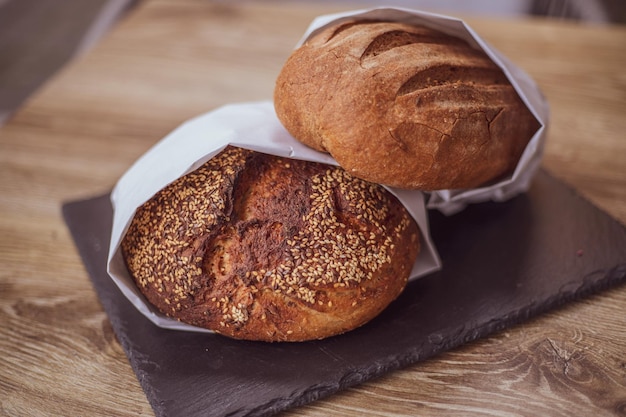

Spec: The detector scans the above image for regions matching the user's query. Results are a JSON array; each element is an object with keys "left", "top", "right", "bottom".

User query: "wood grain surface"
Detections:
[{"left": 1, "top": 1, "right": 625, "bottom": 416}]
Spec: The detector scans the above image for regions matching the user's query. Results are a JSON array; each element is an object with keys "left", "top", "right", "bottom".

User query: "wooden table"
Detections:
[{"left": 1, "top": 1, "right": 625, "bottom": 415}]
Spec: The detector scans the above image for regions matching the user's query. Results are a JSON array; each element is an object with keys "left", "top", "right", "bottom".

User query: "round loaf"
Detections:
[
  {"left": 121, "top": 146, "right": 419, "bottom": 342},
  {"left": 274, "top": 20, "right": 540, "bottom": 190}
]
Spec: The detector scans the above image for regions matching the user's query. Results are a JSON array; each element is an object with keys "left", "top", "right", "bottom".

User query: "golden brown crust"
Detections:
[
  {"left": 274, "top": 20, "right": 540, "bottom": 190},
  {"left": 121, "top": 147, "right": 419, "bottom": 342}
]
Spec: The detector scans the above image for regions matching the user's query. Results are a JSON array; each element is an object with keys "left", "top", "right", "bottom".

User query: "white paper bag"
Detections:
[
  {"left": 299, "top": 7, "right": 549, "bottom": 215},
  {"left": 107, "top": 102, "right": 441, "bottom": 331}
]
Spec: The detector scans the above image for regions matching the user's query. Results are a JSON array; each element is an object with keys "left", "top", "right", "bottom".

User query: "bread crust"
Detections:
[
  {"left": 274, "top": 20, "right": 540, "bottom": 190},
  {"left": 121, "top": 147, "right": 419, "bottom": 341}
]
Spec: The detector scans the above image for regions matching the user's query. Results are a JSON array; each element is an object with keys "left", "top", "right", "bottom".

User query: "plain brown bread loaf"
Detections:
[
  {"left": 274, "top": 19, "right": 540, "bottom": 190},
  {"left": 121, "top": 147, "right": 420, "bottom": 342}
]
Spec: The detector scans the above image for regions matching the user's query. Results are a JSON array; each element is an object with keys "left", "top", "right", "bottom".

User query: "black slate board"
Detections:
[{"left": 62, "top": 169, "right": 626, "bottom": 417}]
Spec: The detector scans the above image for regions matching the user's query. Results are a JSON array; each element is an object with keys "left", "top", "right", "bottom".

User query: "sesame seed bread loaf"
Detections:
[
  {"left": 121, "top": 147, "right": 419, "bottom": 342},
  {"left": 274, "top": 20, "right": 540, "bottom": 190}
]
